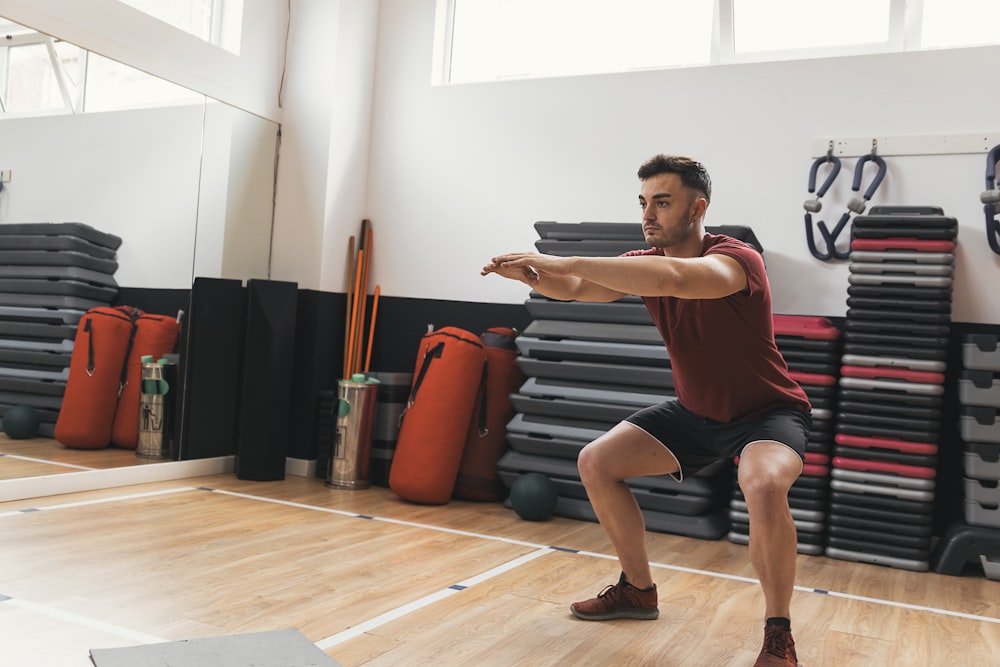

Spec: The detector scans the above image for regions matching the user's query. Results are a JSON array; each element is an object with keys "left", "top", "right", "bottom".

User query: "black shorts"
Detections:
[{"left": 624, "top": 400, "right": 811, "bottom": 481}]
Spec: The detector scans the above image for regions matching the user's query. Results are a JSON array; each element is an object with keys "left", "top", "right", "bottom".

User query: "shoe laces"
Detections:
[
  {"left": 762, "top": 625, "right": 792, "bottom": 658},
  {"left": 597, "top": 583, "right": 623, "bottom": 602}
]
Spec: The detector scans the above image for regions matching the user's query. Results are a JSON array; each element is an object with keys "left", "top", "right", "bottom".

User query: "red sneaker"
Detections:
[
  {"left": 754, "top": 624, "right": 799, "bottom": 666},
  {"left": 570, "top": 573, "right": 658, "bottom": 621}
]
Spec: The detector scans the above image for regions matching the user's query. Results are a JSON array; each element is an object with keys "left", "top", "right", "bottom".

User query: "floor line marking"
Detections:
[
  {"left": 316, "top": 547, "right": 555, "bottom": 650},
  {"left": 0, "top": 486, "right": 195, "bottom": 517},
  {"left": 0, "top": 453, "right": 96, "bottom": 471},
  {"left": 2, "top": 595, "right": 168, "bottom": 644},
  {"left": 206, "top": 488, "right": 545, "bottom": 549}
]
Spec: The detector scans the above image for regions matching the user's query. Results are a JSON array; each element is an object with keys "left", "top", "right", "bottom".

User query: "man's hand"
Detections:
[
  {"left": 482, "top": 252, "right": 566, "bottom": 285},
  {"left": 481, "top": 252, "right": 571, "bottom": 284}
]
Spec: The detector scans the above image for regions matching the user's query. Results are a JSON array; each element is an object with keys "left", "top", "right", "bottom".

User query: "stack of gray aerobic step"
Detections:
[
  {"left": 497, "top": 221, "right": 762, "bottom": 541},
  {"left": 0, "top": 222, "right": 121, "bottom": 437}
]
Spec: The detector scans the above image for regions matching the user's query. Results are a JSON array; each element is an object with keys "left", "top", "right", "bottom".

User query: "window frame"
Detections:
[{"left": 436, "top": 0, "right": 995, "bottom": 86}]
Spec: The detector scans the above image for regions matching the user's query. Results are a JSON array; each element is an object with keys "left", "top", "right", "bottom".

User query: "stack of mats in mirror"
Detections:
[
  {"left": 727, "top": 315, "right": 842, "bottom": 555},
  {"left": 824, "top": 206, "right": 957, "bottom": 571},
  {"left": 0, "top": 223, "right": 121, "bottom": 437},
  {"left": 496, "top": 221, "right": 764, "bottom": 541}
]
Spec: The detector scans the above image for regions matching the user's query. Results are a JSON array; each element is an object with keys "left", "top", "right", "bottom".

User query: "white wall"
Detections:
[
  {"left": 270, "top": 0, "right": 379, "bottom": 292},
  {"left": 346, "top": 0, "right": 1000, "bottom": 323}
]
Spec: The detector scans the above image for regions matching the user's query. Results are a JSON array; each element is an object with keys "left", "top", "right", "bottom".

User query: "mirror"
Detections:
[{"left": 0, "top": 19, "right": 279, "bottom": 501}]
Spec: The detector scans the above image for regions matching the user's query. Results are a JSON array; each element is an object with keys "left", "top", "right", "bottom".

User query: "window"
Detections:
[
  {"left": 439, "top": 0, "right": 1000, "bottom": 85},
  {"left": 920, "top": 0, "right": 1000, "bottom": 49},
  {"left": 732, "top": 0, "right": 890, "bottom": 54},
  {"left": 116, "top": 0, "right": 244, "bottom": 54},
  {"left": 0, "top": 27, "right": 85, "bottom": 114},
  {"left": 0, "top": 18, "right": 203, "bottom": 117},
  {"left": 446, "top": 0, "right": 713, "bottom": 83}
]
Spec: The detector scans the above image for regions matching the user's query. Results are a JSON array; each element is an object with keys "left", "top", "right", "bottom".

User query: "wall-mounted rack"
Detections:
[{"left": 812, "top": 133, "right": 1000, "bottom": 158}]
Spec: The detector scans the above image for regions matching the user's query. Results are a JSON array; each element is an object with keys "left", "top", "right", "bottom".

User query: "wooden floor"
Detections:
[
  {"left": 0, "top": 436, "right": 162, "bottom": 481},
  {"left": 1, "top": 471, "right": 999, "bottom": 666}
]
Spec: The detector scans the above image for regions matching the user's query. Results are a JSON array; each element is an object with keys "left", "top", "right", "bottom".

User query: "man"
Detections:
[{"left": 481, "top": 154, "right": 811, "bottom": 667}]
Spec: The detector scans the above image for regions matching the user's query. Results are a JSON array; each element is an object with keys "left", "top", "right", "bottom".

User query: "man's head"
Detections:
[
  {"left": 637, "top": 154, "right": 711, "bottom": 252},
  {"left": 637, "top": 154, "right": 711, "bottom": 203}
]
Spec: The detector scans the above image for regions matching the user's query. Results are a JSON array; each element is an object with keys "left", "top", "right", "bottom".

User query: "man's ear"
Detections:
[{"left": 692, "top": 196, "right": 708, "bottom": 221}]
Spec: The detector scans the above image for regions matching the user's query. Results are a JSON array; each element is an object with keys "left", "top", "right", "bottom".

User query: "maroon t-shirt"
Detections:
[{"left": 624, "top": 233, "right": 810, "bottom": 422}]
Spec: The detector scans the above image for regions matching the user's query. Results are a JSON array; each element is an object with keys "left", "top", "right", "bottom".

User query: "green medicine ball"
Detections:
[
  {"left": 3, "top": 405, "right": 40, "bottom": 439},
  {"left": 509, "top": 472, "right": 558, "bottom": 521}
]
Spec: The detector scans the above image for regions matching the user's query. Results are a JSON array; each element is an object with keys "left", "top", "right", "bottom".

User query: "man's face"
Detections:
[{"left": 638, "top": 172, "right": 704, "bottom": 249}]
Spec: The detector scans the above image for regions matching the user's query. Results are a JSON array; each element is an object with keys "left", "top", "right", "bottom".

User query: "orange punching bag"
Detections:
[
  {"left": 453, "top": 327, "right": 524, "bottom": 501},
  {"left": 389, "top": 327, "right": 485, "bottom": 504},
  {"left": 110, "top": 312, "right": 181, "bottom": 448},
  {"left": 55, "top": 307, "right": 137, "bottom": 449}
]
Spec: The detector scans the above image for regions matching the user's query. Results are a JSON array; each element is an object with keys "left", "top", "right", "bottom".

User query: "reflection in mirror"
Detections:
[{"left": 0, "top": 17, "right": 279, "bottom": 500}]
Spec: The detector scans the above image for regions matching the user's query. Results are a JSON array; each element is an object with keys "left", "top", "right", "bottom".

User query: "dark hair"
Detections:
[{"left": 637, "top": 154, "right": 712, "bottom": 203}]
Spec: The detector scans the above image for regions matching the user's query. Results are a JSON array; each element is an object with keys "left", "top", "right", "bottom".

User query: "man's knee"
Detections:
[{"left": 577, "top": 441, "right": 602, "bottom": 486}]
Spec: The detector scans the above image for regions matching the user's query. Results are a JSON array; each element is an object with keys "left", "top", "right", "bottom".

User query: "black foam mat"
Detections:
[
  {"left": 0, "top": 348, "right": 71, "bottom": 370},
  {"left": 835, "top": 420, "right": 938, "bottom": 444},
  {"left": 0, "top": 306, "right": 83, "bottom": 325},
  {"left": 515, "top": 335, "right": 668, "bottom": 366},
  {"left": 0, "top": 390, "right": 62, "bottom": 410},
  {"left": 829, "top": 505, "right": 931, "bottom": 530},
  {"left": 826, "top": 535, "right": 930, "bottom": 561},
  {"left": 0, "top": 250, "right": 117, "bottom": 274},
  {"left": 517, "top": 357, "right": 673, "bottom": 389},
  {"left": 836, "top": 410, "right": 940, "bottom": 432},
  {"left": 844, "top": 319, "right": 950, "bottom": 337},
  {"left": 0, "top": 234, "right": 117, "bottom": 259},
  {"left": 525, "top": 297, "right": 652, "bottom": 325},
  {"left": 846, "top": 307, "right": 951, "bottom": 324},
  {"left": 845, "top": 296, "right": 951, "bottom": 313},
  {"left": 0, "top": 292, "right": 109, "bottom": 310},
  {"left": 518, "top": 376, "right": 669, "bottom": 409},
  {"left": 0, "top": 376, "right": 65, "bottom": 397},
  {"left": 852, "top": 227, "right": 956, "bottom": 240},
  {"left": 827, "top": 525, "right": 931, "bottom": 551},
  {"left": 837, "top": 402, "right": 940, "bottom": 424},
  {"left": 0, "top": 264, "right": 118, "bottom": 287},
  {"left": 524, "top": 319, "right": 663, "bottom": 345},
  {"left": 833, "top": 445, "right": 937, "bottom": 468},
  {"left": 0, "top": 320, "right": 77, "bottom": 343},
  {"left": 507, "top": 413, "right": 608, "bottom": 449},
  {"left": 510, "top": 394, "right": 634, "bottom": 426},
  {"left": 837, "top": 387, "right": 942, "bottom": 408},
  {"left": 775, "top": 336, "right": 842, "bottom": 352},
  {"left": 0, "top": 222, "right": 121, "bottom": 249},
  {"left": 0, "top": 278, "right": 117, "bottom": 302},
  {"left": 825, "top": 545, "right": 929, "bottom": 572},
  {"left": 847, "top": 284, "right": 953, "bottom": 301},
  {"left": 827, "top": 512, "right": 933, "bottom": 538}
]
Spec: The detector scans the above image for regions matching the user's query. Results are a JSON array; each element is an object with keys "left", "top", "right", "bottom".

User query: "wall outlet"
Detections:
[{"left": 0, "top": 170, "right": 11, "bottom": 182}]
